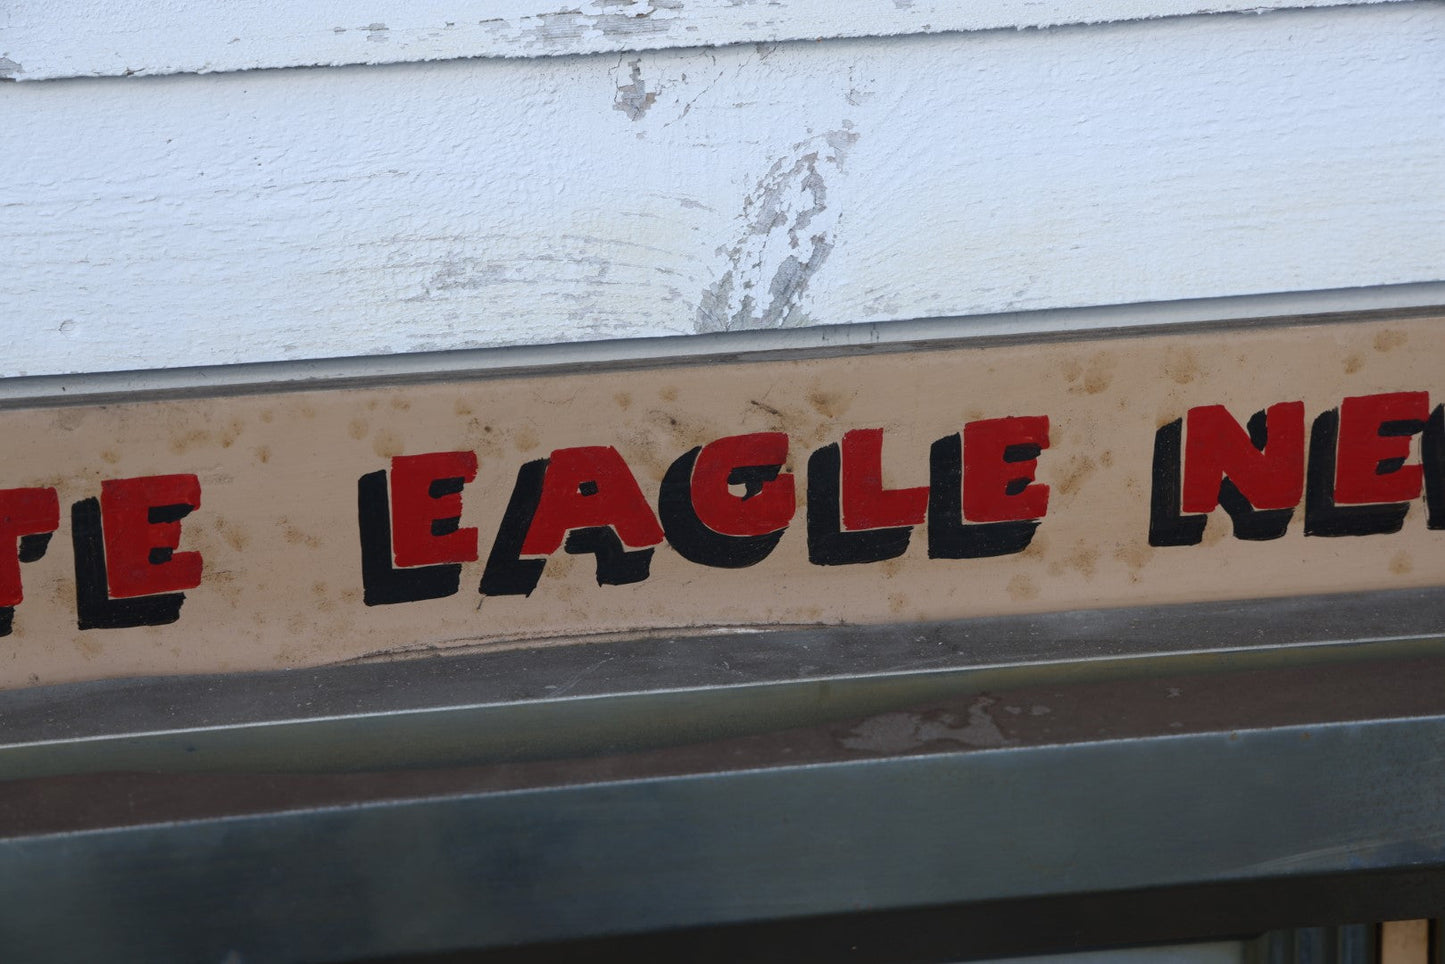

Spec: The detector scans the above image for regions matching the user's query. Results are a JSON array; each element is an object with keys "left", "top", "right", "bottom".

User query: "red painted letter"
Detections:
[
  {"left": 100, "top": 474, "right": 202, "bottom": 598},
  {"left": 521, "top": 446, "right": 664, "bottom": 555},
  {"left": 690, "top": 432, "right": 795, "bottom": 537},
  {"left": 390, "top": 451, "right": 479, "bottom": 567},
  {"left": 840, "top": 429, "right": 928, "bottom": 531},
  {"left": 1335, "top": 392, "right": 1428, "bottom": 504},
  {"left": 1181, "top": 402, "right": 1306, "bottom": 513},
  {"left": 0, "top": 487, "right": 59, "bottom": 606},
  {"left": 963, "top": 417, "right": 1050, "bottom": 522}
]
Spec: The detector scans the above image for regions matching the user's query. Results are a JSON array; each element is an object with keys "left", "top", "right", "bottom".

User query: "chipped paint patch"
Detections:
[
  {"left": 0, "top": 57, "right": 21, "bottom": 80},
  {"left": 697, "top": 127, "right": 857, "bottom": 333},
  {"left": 613, "top": 58, "right": 657, "bottom": 120},
  {"left": 484, "top": 1, "right": 680, "bottom": 52}
]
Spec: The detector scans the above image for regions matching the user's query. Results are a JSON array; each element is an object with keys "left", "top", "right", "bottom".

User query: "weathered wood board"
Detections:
[
  {"left": 3, "top": 3, "right": 1442, "bottom": 378},
  {"left": 1, "top": 0, "right": 1408, "bottom": 81},
  {"left": 0, "top": 315, "right": 1440, "bottom": 689}
]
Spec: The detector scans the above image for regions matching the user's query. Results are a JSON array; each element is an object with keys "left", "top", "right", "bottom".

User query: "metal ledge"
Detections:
[
  {"left": 3, "top": 714, "right": 1445, "bottom": 962},
  {"left": 3, "top": 585, "right": 1442, "bottom": 748},
  {"left": 1, "top": 282, "right": 1441, "bottom": 409},
  {"left": 2, "top": 589, "right": 1444, "bottom": 960}
]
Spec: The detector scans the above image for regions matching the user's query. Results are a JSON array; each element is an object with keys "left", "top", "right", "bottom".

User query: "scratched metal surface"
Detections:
[
  {"left": 1, "top": 712, "right": 1444, "bottom": 961},
  {"left": 0, "top": 589, "right": 1442, "bottom": 960},
  {"left": 3, "top": 621, "right": 1445, "bottom": 825},
  {"left": 0, "top": 585, "right": 1440, "bottom": 746}
]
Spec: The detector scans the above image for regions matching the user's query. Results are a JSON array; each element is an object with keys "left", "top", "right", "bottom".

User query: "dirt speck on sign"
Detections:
[
  {"left": 170, "top": 429, "right": 212, "bottom": 454},
  {"left": 1054, "top": 454, "right": 1096, "bottom": 497},
  {"left": 1374, "top": 329, "right": 1407, "bottom": 352},
  {"left": 1006, "top": 574, "right": 1037, "bottom": 600},
  {"left": 1065, "top": 352, "right": 1115, "bottom": 396},
  {"left": 1114, "top": 542, "right": 1154, "bottom": 575},
  {"left": 215, "top": 518, "right": 249, "bottom": 552},
  {"left": 372, "top": 430, "right": 404, "bottom": 458},
  {"left": 1050, "top": 543, "right": 1098, "bottom": 580},
  {"left": 806, "top": 387, "right": 852, "bottom": 420},
  {"left": 1164, "top": 347, "right": 1200, "bottom": 386},
  {"left": 513, "top": 425, "right": 540, "bottom": 452},
  {"left": 282, "top": 521, "right": 322, "bottom": 550},
  {"left": 219, "top": 419, "right": 245, "bottom": 448}
]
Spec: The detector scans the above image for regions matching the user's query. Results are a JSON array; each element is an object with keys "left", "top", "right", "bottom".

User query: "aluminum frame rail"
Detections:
[{"left": 1, "top": 588, "right": 1444, "bottom": 962}]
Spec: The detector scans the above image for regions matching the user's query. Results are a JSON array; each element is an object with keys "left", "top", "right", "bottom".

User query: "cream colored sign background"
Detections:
[{"left": 2, "top": 317, "right": 1440, "bottom": 688}]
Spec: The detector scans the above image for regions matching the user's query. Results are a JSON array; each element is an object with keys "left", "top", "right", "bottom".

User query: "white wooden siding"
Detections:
[
  {"left": 0, "top": 0, "right": 1410, "bottom": 81},
  {"left": 1, "top": 2, "right": 1442, "bottom": 377}
]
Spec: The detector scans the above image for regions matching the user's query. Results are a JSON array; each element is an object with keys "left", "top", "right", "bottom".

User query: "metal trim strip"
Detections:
[{"left": 2, "top": 282, "right": 1442, "bottom": 409}]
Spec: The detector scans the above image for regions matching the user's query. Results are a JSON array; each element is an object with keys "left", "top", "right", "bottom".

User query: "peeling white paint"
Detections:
[
  {"left": 1, "top": 4, "right": 1442, "bottom": 377},
  {"left": 0, "top": 0, "right": 1419, "bottom": 81},
  {"left": 697, "top": 126, "right": 855, "bottom": 332},
  {"left": 613, "top": 58, "right": 658, "bottom": 120}
]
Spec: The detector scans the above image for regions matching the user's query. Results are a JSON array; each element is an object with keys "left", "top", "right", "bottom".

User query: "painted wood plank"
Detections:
[
  {"left": 0, "top": 313, "right": 1440, "bottom": 688},
  {"left": 1, "top": 4, "right": 1442, "bottom": 377},
  {"left": 0, "top": 0, "right": 1413, "bottom": 82}
]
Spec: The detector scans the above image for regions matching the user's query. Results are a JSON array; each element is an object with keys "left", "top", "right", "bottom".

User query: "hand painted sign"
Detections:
[{"left": 0, "top": 315, "right": 1440, "bottom": 688}]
